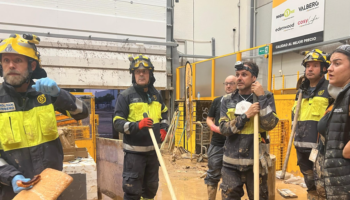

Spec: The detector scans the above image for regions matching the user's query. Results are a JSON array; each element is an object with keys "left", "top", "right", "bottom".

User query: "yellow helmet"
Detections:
[
  {"left": 301, "top": 49, "right": 330, "bottom": 68},
  {"left": 0, "top": 34, "right": 46, "bottom": 79},
  {"left": 128, "top": 54, "right": 154, "bottom": 74}
]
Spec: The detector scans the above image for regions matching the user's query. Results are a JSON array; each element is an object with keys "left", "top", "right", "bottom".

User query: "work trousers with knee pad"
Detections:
[
  {"left": 296, "top": 150, "right": 316, "bottom": 192},
  {"left": 220, "top": 166, "right": 268, "bottom": 200},
  {"left": 122, "top": 152, "right": 159, "bottom": 200},
  {"left": 204, "top": 145, "right": 224, "bottom": 186}
]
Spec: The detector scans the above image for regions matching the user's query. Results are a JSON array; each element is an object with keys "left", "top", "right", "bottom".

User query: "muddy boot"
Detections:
[{"left": 207, "top": 184, "right": 218, "bottom": 200}]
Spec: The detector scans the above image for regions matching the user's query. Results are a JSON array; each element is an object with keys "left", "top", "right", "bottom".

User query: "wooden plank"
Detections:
[
  {"left": 185, "top": 61, "right": 192, "bottom": 140},
  {"left": 14, "top": 168, "right": 73, "bottom": 200},
  {"left": 185, "top": 62, "right": 196, "bottom": 153},
  {"left": 268, "top": 155, "right": 276, "bottom": 200},
  {"left": 96, "top": 137, "right": 124, "bottom": 200}
]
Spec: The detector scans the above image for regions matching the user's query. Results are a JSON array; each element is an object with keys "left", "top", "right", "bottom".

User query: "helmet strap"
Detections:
[
  {"left": 25, "top": 60, "right": 34, "bottom": 84},
  {"left": 321, "top": 65, "right": 328, "bottom": 75},
  {"left": 317, "top": 65, "right": 324, "bottom": 77},
  {"left": 0, "top": 64, "right": 3, "bottom": 77},
  {"left": 0, "top": 55, "right": 2, "bottom": 77}
]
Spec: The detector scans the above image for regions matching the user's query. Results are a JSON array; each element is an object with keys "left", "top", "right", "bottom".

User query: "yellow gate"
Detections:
[
  {"left": 270, "top": 94, "right": 302, "bottom": 175},
  {"left": 56, "top": 92, "right": 98, "bottom": 161}
]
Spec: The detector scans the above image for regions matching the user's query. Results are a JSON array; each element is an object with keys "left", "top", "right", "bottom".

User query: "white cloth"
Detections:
[
  {"left": 328, "top": 84, "right": 342, "bottom": 99},
  {"left": 234, "top": 100, "right": 252, "bottom": 115}
]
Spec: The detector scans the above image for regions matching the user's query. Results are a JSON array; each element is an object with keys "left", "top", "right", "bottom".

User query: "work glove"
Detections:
[
  {"left": 11, "top": 175, "right": 32, "bottom": 194},
  {"left": 160, "top": 129, "right": 167, "bottom": 142},
  {"left": 259, "top": 143, "right": 272, "bottom": 176},
  {"left": 299, "top": 78, "right": 310, "bottom": 93},
  {"left": 138, "top": 118, "right": 153, "bottom": 130},
  {"left": 209, "top": 124, "right": 220, "bottom": 133},
  {"left": 32, "top": 77, "right": 61, "bottom": 97}
]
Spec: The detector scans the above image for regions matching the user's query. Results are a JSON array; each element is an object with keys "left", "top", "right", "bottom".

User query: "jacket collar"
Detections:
[
  {"left": 3, "top": 80, "right": 41, "bottom": 98},
  {"left": 336, "top": 81, "right": 350, "bottom": 101},
  {"left": 302, "top": 76, "right": 326, "bottom": 98}
]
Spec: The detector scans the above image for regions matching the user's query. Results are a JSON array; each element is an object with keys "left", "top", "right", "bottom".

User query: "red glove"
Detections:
[
  {"left": 138, "top": 118, "right": 153, "bottom": 130},
  {"left": 210, "top": 124, "right": 220, "bottom": 133},
  {"left": 160, "top": 129, "right": 167, "bottom": 142}
]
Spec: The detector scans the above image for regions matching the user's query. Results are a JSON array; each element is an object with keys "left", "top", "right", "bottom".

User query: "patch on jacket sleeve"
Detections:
[
  {"left": 131, "top": 98, "right": 143, "bottom": 103},
  {"left": 0, "top": 102, "right": 16, "bottom": 112},
  {"left": 318, "top": 90, "right": 325, "bottom": 96},
  {"left": 334, "top": 107, "right": 344, "bottom": 113}
]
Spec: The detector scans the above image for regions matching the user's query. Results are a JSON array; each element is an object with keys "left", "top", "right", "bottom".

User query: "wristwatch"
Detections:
[{"left": 241, "top": 113, "right": 249, "bottom": 122}]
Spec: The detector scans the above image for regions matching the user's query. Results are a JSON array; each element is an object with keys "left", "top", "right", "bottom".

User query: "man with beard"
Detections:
[
  {"left": 205, "top": 75, "right": 236, "bottom": 200},
  {"left": 219, "top": 61, "right": 279, "bottom": 200},
  {"left": 113, "top": 55, "right": 168, "bottom": 200},
  {"left": 292, "top": 49, "right": 331, "bottom": 196},
  {"left": 0, "top": 34, "right": 89, "bottom": 199}
]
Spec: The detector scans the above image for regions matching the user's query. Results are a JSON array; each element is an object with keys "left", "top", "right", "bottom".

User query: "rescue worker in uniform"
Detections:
[
  {"left": 219, "top": 61, "right": 279, "bottom": 200},
  {"left": 205, "top": 75, "right": 237, "bottom": 200},
  {"left": 113, "top": 55, "right": 168, "bottom": 200},
  {"left": 0, "top": 34, "right": 89, "bottom": 199},
  {"left": 292, "top": 49, "right": 331, "bottom": 195}
]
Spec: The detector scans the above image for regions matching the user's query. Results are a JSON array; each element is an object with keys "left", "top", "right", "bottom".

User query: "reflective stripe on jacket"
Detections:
[
  {"left": 292, "top": 77, "right": 331, "bottom": 151},
  {"left": 219, "top": 90, "right": 279, "bottom": 171},
  {"left": 113, "top": 86, "right": 168, "bottom": 153},
  {"left": 0, "top": 81, "right": 89, "bottom": 199}
]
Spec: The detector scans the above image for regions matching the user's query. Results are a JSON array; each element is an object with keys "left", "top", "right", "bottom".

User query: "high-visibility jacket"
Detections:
[
  {"left": 0, "top": 81, "right": 88, "bottom": 200},
  {"left": 219, "top": 90, "right": 279, "bottom": 171},
  {"left": 113, "top": 86, "right": 168, "bottom": 153},
  {"left": 292, "top": 77, "right": 331, "bottom": 152}
]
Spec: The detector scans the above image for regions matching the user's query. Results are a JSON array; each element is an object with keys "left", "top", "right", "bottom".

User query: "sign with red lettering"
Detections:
[{"left": 271, "top": 0, "right": 325, "bottom": 52}]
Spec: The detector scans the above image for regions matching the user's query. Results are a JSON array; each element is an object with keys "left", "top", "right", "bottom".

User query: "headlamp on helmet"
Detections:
[
  {"left": 0, "top": 33, "right": 46, "bottom": 79},
  {"left": 22, "top": 34, "right": 40, "bottom": 44}
]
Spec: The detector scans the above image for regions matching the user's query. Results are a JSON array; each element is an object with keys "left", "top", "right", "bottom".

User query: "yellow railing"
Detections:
[
  {"left": 176, "top": 44, "right": 273, "bottom": 100},
  {"left": 70, "top": 92, "right": 98, "bottom": 161},
  {"left": 174, "top": 44, "right": 273, "bottom": 154},
  {"left": 272, "top": 69, "right": 330, "bottom": 95},
  {"left": 273, "top": 74, "right": 275, "bottom": 93}
]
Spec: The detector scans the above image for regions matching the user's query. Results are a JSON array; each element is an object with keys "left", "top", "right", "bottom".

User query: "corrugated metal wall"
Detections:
[
  {"left": 0, "top": 0, "right": 165, "bottom": 21},
  {"left": 0, "top": 0, "right": 168, "bottom": 89},
  {"left": 0, "top": 35, "right": 167, "bottom": 89},
  {"left": 0, "top": 0, "right": 166, "bottom": 39}
]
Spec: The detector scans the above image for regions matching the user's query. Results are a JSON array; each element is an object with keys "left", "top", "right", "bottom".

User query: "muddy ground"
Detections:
[
  {"left": 101, "top": 152, "right": 307, "bottom": 200},
  {"left": 97, "top": 110, "right": 308, "bottom": 199},
  {"left": 102, "top": 153, "right": 308, "bottom": 199},
  {"left": 156, "top": 154, "right": 307, "bottom": 200}
]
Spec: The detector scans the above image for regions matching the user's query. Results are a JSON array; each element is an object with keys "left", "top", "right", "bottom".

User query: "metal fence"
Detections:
[{"left": 176, "top": 44, "right": 273, "bottom": 101}]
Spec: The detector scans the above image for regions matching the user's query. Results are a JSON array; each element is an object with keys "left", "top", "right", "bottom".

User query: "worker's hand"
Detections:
[
  {"left": 210, "top": 124, "right": 220, "bottom": 134},
  {"left": 138, "top": 118, "right": 153, "bottom": 130},
  {"left": 245, "top": 102, "right": 260, "bottom": 118},
  {"left": 160, "top": 129, "right": 167, "bottom": 142},
  {"left": 11, "top": 175, "right": 32, "bottom": 193},
  {"left": 251, "top": 81, "right": 264, "bottom": 97},
  {"left": 32, "top": 78, "right": 61, "bottom": 97}
]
